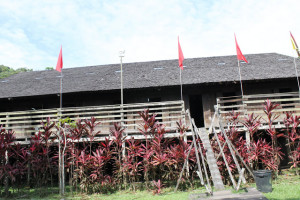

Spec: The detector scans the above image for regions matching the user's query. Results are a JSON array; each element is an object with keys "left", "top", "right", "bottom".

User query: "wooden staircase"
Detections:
[
  {"left": 197, "top": 128, "right": 225, "bottom": 190},
  {"left": 186, "top": 110, "right": 225, "bottom": 191}
]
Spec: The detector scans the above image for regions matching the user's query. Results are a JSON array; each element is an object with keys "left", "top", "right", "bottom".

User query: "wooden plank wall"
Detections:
[
  {"left": 0, "top": 100, "right": 185, "bottom": 141},
  {"left": 217, "top": 92, "right": 300, "bottom": 126}
]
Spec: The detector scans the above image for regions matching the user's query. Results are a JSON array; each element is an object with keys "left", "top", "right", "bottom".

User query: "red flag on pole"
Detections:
[
  {"left": 178, "top": 36, "right": 184, "bottom": 70},
  {"left": 235, "top": 34, "right": 248, "bottom": 63},
  {"left": 56, "top": 46, "right": 63, "bottom": 72}
]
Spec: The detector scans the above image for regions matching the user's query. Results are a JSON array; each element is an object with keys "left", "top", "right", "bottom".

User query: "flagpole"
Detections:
[
  {"left": 55, "top": 46, "right": 64, "bottom": 196},
  {"left": 177, "top": 36, "right": 184, "bottom": 102},
  {"left": 60, "top": 71, "right": 63, "bottom": 110},
  {"left": 58, "top": 71, "right": 62, "bottom": 195},
  {"left": 61, "top": 70, "right": 65, "bottom": 195},
  {"left": 237, "top": 60, "right": 244, "bottom": 97},
  {"left": 293, "top": 57, "right": 300, "bottom": 98},
  {"left": 59, "top": 70, "right": 65, "bottom": 195},
  {"left": 180, "top": 67, "right": 183, "bottom": 101},
  {"left": 234, "top": 34, "right": 247, "bottom": 98},
  {"left": 119, "top": 50, "right": 126, "bottom": 159}
]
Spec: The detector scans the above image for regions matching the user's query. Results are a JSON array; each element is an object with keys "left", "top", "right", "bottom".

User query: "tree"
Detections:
[
  {"left": 45, "top": 67, "right": 54, "bottom": 70},
  {"left": 0, "top": 65, "right": 32, "bottom": 79}
]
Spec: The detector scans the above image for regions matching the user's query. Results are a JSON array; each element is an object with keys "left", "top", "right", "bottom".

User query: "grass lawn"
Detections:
[
  {"left": 3, "top": 187, "right": 207, "bottom": 200},
  {"left": 263, "top": 169, "right": 300, "bottom": 200},
  {"left": 2, "top": 168, "right": 299, "bottom": 200}
]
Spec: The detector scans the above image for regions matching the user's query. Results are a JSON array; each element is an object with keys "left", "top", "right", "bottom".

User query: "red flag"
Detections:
[
  {"left": 178, "top": 36, "right": 184, "bottom": 70},
  {"left": 234, "top": 34, "right": 248, "bottom": 63},
  {"left": 56, "top": 46, "right": 63, "bottom": 72}
]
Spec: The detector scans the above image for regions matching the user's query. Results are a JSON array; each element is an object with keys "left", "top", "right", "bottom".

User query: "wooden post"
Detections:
[
  {"left": 208, "top": 112, "right": 217, "bottom": 134},
  {"left": 5, "top": 113, "right": 9, "bottom": 129},
  {"left": 245, "top": 130, "right": 252, "bottom": 168},
  {"left": 245, "top": 130, "right": 250, "bottom": 149},
  {"left": 183, "top": 134, "right": 190, "bottom": 176},
  {"left": 58, "top": 129, "right": 62, "bottom": 196},
  {"left": 62, "top": 127, "right": 66, "bottom": 195},
  {"left": 183, "top": 106, "right": 189, "bottom": 175},
  {"left": 4, "top": 150, "right": 9, "bottom": 196},
  {"left": 27, "top": 149, "right": 31, "bottom": 186}
]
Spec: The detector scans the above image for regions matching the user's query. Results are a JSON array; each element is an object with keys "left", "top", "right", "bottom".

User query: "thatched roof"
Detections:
[{"left": 0, "top": 53, "right": 298, "bottom": 99}]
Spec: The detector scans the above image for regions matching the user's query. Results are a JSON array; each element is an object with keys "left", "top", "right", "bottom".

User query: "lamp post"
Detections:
[
  {"left": 119, "top": 50, "right": 125, "bottom": 106},
  {"left": 119, "top": 50, "right": 126, "bottom": 159}
]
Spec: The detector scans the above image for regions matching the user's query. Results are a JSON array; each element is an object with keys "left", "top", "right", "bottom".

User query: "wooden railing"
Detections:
[
  {"left": 0, "top": 100, "right": 185, "bottom": 142},
  {"left": 217, "top": 92, "right": 300, "bottom": 126}
]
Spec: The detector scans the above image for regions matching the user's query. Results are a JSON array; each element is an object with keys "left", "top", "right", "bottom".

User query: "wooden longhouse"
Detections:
[{"left": 0, "top": 53, "right": 300, "bottom": 142}]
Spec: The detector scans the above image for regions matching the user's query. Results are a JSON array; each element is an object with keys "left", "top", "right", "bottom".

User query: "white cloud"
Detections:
[{"left": 0, "top": 0, "right": 299, "bottom": 70}]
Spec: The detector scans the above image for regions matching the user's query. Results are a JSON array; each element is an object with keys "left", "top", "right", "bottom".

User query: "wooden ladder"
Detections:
[
  {"left": 197, "top": 127, "right": 225, "bottom": 190},
  {"left": 187, "top": 109, "right": 225, "bottom": 191}
]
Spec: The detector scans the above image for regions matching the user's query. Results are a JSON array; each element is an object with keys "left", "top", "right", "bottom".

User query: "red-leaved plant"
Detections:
[{"left": 152, "top": 179, "right": 164, "bottom": 195}]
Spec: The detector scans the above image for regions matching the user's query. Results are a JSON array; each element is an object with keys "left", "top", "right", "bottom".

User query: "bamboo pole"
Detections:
[
  {"left": 236, "top": 168, "right": 245, "bottom": 191},
  {"left": 192, "top": 120, "right": 212, "bottom": 193},
  {"left": 191, "top": 126, "right": 205, "bottom": 184},
  {"left": 185, "top": 110, "right": 212, "bottom": 193},
  {"left": 186, "top": 111, "right": 205, "bottom": 185},
  {"left": 174, "top": 142, "right": 194, "bottom": 192},
  {"left": 213, "top": 126, "right": 237, "bottom": 188},
  {"left": 216, "top": 107, "right": 245, "bottom": 184},
  {"left": 214, "top": 105, "right": 254, "bottom": 178}
]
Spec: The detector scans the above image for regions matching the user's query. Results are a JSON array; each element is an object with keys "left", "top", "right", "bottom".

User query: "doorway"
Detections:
[{"left": 189, "top": 95, "right": 204, "bottom": 127}]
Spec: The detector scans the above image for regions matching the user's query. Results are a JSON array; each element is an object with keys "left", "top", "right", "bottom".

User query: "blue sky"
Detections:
[{"left": 0, "top": 0, "right": 300, "bottom": 70}]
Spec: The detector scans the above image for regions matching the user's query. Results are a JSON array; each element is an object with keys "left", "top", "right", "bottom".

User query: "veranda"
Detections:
[{"left": 0, "top": 92, "right": 299, "bottom": 196}]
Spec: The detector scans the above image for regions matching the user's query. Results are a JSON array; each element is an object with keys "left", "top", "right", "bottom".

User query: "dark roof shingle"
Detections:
[{"left": 0, "top": 53, "right": 298, "bottom": 99}]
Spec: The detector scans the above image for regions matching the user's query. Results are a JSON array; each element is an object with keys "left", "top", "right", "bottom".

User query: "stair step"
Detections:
[{"left": 198, "top": 128, "right": 225, "bottom": 190}]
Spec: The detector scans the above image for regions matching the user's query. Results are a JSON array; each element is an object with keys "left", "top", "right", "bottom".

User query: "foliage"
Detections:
[
  {"left": 45, "top": 67, "right": 54, "bottom": 70},
  {"left": 0, "top": 65, "right": 32, "bottom": 79},
  {"left": 211, "top": 99, "right": 299, "bottom": 185},
  {"left": 284, "top": 113, "right": 300, "bottom": 175},
  {"left": 263, "top": 99, "right": 285, "bottom": 175},
  {"left": 152, "top": 179, "right": 163, "bottom": 195},
  {"left": 0, "top": 127, "right": 17, "bottom": 196}
]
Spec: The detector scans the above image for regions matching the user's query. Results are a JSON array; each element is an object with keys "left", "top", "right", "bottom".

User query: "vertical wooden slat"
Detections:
[{"left": 0, "top": 101, "right": 185, "bottom": 141}]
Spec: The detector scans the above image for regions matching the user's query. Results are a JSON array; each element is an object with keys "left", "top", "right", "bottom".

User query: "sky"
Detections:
[{"left": 0, "top": 0, "right": 300, "bottom": 71}]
